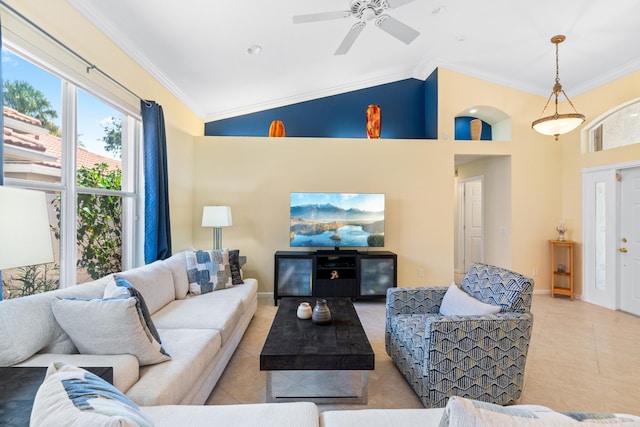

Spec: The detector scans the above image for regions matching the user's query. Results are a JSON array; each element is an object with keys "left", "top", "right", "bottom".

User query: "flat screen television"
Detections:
[{"left": 290, "top": 192, "right": 385, "bottom": 248}]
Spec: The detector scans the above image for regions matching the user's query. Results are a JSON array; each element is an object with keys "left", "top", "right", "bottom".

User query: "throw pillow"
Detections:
[
  {"left": 229, "top": 249, "right": 244, "bottom": 285},
  {"left": 31, "top": 362, "right": 153, "bottom": 427},
  {"left": 210, "top": 248, "right": 233, "bottom": 289},
  {"left": 52, "top": 297, "right": 171, "bottom": 366},
  {"left": 439, "top": 396, "right": 639, "bottom": 426},
  {"left": 185, "top": 249, "right": 232, "bottom": 295},
  {"left": 439, "top": 283, "right": 502, "bottom": 316},
  {"left": 105, "top": 276, "right": 163, "bottom": 345}
]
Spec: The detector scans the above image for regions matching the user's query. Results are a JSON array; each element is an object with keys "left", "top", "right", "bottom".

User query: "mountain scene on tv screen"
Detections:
[{"left": 290, "top": 200, "right": 384, "bottom": 248}]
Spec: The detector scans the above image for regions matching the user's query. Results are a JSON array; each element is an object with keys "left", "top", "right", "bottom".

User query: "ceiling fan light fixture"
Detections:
[
  {"left": 532, "top": 34, "right": 585, "bottom": 140},
  {"left": 246, "top": 45, "right": 262, "bottom": 55}
]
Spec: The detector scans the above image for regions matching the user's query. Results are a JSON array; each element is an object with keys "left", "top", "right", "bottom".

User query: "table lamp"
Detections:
[
  {"left": 0, "top": 186, "right": 54, "bottom": 271},
  {"left": 201, "top": 206, "right": 232, "bottom": 250}
]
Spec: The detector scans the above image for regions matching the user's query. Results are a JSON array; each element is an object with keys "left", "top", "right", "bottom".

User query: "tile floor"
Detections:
[{"left": 206, "top": 294, "right": 640, "bottom": 415}]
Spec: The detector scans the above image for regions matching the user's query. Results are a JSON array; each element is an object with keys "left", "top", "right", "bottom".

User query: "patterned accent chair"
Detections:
[{"left": 385, "top": 263, "right": 534, "bottom": 408}]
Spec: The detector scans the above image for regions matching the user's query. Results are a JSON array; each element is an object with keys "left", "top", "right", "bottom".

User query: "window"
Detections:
[
  {"left": 588, "top": 99, "right": 640, "bottom": 152},
  {"left": 1, "top": 48, "right": 141, "bottom": 299}
]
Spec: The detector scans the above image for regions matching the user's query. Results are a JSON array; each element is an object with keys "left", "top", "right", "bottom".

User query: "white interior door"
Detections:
[
  {"left": 463, "top": 178, "right": 483, "bottom": 272},
  {"left": 620, "top": 167, "right": 640, "bottom": 315}
]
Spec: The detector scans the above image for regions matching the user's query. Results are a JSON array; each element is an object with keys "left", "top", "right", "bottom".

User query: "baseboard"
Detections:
[{"left": 533, "top": 289, "right": 583, "bottom": 300}]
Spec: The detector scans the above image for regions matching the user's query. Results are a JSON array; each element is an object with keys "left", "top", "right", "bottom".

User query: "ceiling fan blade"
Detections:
[
  {"left": 293, "top": 10, "right": 351, "bottom": 24},
  {"left": 386, "top": 0, "right": 418, "bottom": 8},
  {"left": 334, "top": 23, "right": 365, "bottom": 55},
  {"left": 375, "top": 15, "right": 420, "bottom": 45}
]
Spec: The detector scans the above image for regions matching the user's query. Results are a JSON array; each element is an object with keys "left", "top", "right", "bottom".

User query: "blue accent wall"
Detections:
[{"left": 205, "top": 71, "right": 439, "bottom": 139}]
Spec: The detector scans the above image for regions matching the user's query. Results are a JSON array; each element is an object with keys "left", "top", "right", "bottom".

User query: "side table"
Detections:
[{"left": 549, "top": 240, "right": 575, "bottom": 300}]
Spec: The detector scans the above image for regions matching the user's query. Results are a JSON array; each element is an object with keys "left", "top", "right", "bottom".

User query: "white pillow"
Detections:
[
  {"left": 439, "top": 396, "right": 639, "bottom": 426},
  {"left": 52, "top": 297, "right": 171, "bottom": 366},
  {"left": 439, "top": 283, "right": 502, "bottom": 316},
  {"left": 31, "top": 362, "right": 153, "bottom": 427}
]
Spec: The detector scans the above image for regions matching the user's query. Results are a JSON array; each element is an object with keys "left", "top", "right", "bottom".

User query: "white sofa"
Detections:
[
  {"left": 139, "top": 403, "right": 640, "bottom": 427},
  {"left": 0, "top": 250, "right": 258, "bottom": 406},
  {"left": 29, "top": 367, "right": 640, "bottom": 427},
  {"left": 143, "top": 397, "right": 640, "bottom": 427}
]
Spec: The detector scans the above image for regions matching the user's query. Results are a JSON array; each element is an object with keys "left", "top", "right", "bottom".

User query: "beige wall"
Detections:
[
  {"left": 192, "top": 135, "right": 563, "bottom": 294},
  {"left": 190, "top": 70, "right": 571, "bottom": 294},
  {"left": 5, "top": 0, "right": 202, "bottom": 251}
]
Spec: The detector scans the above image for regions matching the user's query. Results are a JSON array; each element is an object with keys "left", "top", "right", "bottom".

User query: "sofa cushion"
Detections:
[
  {"left": 320, "top": 408, "right": 444, "bottom": 427},
  {"left": 163, "top": 250, "right": 191, "bottom": 299},
  {"left": 142, "top": 402, "right": 319, "bottom": 427},
  {"left": 16, "top": 353, "right": 139, "bottom": 394},
  {"left": 440, "top": 396, "right": 640, "bottom": 426},
  {"left": 210, "top": 278, "right": 258, "bottom": 315},
  {"left": 125, "top": 328, "right": 222, "bottom": 406},
  {"left": 52, "top": 297, "right": 171, "bottom": 366},
  {"left": 152, "top": 294, "right": 243, "bottom": 344},
  {"left": 185, "top": 249, "right": 232, "bottom": 295},
  {"left": 439, "top": 284, "right": 501, "bottom": 316},
  {"left": 0, "top": 279, "right": 107, "bottom": 366},
  {"left": 117, "top": 260, "right": 176, "bottom": 315},
  {"left": 30, "top": 362, "right": 153, "bottom": 427}
]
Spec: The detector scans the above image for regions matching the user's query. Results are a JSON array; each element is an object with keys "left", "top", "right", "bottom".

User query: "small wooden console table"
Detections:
[{"left": 549, "top": 240, "right": 575, "bottom": 300}]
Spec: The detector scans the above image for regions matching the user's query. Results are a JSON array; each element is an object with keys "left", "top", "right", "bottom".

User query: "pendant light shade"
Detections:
[{"left": 532, "top": 35, "right": 585, "bottom": 140}]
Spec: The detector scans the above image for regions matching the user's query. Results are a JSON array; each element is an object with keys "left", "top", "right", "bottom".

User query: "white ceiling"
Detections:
[{"left": 67, "top": 0, "right": 640, "bottom": 122}]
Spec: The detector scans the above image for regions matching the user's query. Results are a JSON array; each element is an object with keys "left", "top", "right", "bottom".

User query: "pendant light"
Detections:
[{"left": 532, "top": 35, "right": 585, "bottom": 140}]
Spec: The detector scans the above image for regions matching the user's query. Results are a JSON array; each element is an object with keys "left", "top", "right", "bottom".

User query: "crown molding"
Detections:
[
  {"left": 67, "top": 0, "right": 208, "bottom": 120},
  {"left": 570, "top": 56, "right": 640, "bottom": 97}
]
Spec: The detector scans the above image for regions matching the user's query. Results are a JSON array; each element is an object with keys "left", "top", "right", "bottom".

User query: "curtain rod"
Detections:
[{"left": 0, "top": 0, "right": 150, "bottom": 107}]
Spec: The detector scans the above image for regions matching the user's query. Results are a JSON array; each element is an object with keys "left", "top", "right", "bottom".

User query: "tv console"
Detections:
[{"left": 273, "top": 250, "right": 397, "bottom": 306}]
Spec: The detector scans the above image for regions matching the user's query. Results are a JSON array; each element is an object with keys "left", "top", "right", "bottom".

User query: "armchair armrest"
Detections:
[{"left": 386, "top": 286, "right": 449, "bottom": 318}]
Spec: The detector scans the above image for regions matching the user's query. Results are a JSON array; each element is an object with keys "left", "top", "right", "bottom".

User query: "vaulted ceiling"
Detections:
[{"left": 68, "top": 0, "right": 640, "bottom": 122}]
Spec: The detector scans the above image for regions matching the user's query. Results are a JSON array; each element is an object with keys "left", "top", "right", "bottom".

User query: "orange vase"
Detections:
[
  {"left": 269, "top": 120, "right": 286, "bottom": 137},
  {"left": 470, "top": 119, "right": 482, "bottom": 140},
  {"left": 366, "top": 105, "right": 381, "bottom": 139}
]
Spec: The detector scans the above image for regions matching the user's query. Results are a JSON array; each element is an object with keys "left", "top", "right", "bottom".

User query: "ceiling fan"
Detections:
[{"left": 293, "top": 0, "right": 420, "bottom": 55}]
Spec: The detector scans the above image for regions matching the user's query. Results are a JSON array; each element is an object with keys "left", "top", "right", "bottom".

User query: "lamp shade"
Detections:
[
  {"left": 0, "top": 186, "right": 54, "bottom": 270},
  {"left": 532, "top": 114, "right": 585, "bottom": 137},
  {"left": 201, "top": 206, "right": 233, "bottom": 227}
]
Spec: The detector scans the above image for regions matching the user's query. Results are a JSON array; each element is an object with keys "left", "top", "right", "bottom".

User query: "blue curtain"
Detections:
[
  {"left": 141, "top": 100, "right": 171, "bottom": 263},
  {"left": 0, "top": 17, "right": 4, "bottom": 300}
]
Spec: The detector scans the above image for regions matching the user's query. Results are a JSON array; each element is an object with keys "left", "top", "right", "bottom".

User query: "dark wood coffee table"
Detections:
[{"left": 260, "top": 297, "right": 374, "bottom": 403}]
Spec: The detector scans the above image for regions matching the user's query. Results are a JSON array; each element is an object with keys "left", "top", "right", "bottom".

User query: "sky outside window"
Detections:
[{"left": 2, "top": 49, "right": 120, "bottom": 160}]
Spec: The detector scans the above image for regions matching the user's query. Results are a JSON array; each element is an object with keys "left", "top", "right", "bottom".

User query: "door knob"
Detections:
[
  {"left": 619, "top": 248, "right": 628, "bottom": 253},
  {"left": 622, "top": 237, "right": 628, "bottom": 243}
]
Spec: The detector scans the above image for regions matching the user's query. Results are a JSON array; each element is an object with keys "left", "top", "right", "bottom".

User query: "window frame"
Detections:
[
  {"left": 584, "top": 97, "right": 640, "bottom": 153},
  {"left": 2, "top": 44, "right": 142, "bottom": 289}
]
